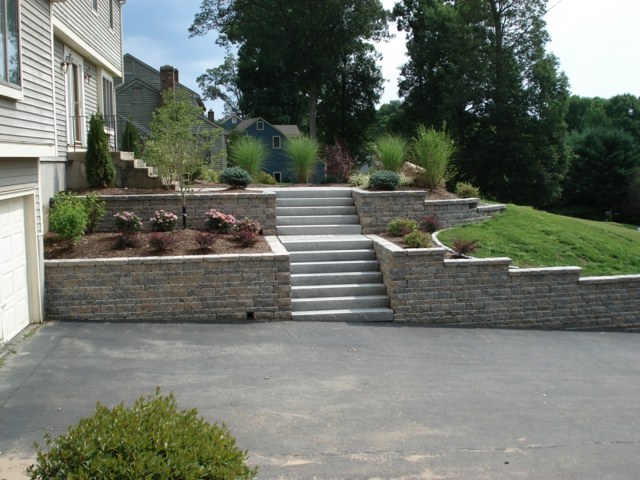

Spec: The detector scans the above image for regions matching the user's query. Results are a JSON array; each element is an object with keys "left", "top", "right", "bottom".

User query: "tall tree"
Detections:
[
  {"left": 190, "top": 0, "right": 388, "bottom": 139},
  {"left": 395, "top": 0, "right": 570, "bottom": 206},
  {"left": 197, "top": 52, "right": 243, "bottom": 116}
]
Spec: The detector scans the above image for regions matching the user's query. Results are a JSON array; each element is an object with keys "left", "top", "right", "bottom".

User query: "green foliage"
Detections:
[
  {"left": 403, "top": 230, "right": 432, "bottom": 248},
  {"left": 27, "top": 389, "right": 256, "bottom": 480},
  {"left": 197, "top": 52, "right": 243, "bottom": 116},
  {"left": 348, "top": 172, "right": 370, "bottom": 189},
  {"left": 83, "top": 193, "right": 106, "bottom": 234},
  {"left": 284, "top": 136, "right": 320, "bottom": 183},
  {"left": 228, "top": 136, "right": 268, "bottom": 176},
  {"left": 253, "top": 171, "right": 277, "bottom": 185},
  {"left": 437, "top": 205, "right": 640, "bottom": 276},
  {"left": 85, "top": 113, "right": 115, "bottom": 187},
  {"left": 369, "top": 170, "right": 400, "bottom": 191},
  {"left": 201, "top": 169, "right": 221, "bottom": 183},
  {"left": 220, "top": 166, "right": 252, "bottom": 188},
  {"left": 455, "top": 182, "right": 480, "bottom": 199},
  {"left": 398, "top": 172, "right": 414, "bottom": 187},
  {"left": 373, "top": 134, "right": 407, "bottom": 172},
  {"left": 624, "top": 167, "right": 640, "bottom": 225},
  {"left": 412, "top": 125, "right": 456, "bottom": 189},
  {"left": 387, "top": 217, "right": 418, "bottom": 236},
  {"left": 121, "top": 118, "right": 141, "bottom": 157},
  {"left": 49, "top": 192, "right": 88, "bottom": 244}
]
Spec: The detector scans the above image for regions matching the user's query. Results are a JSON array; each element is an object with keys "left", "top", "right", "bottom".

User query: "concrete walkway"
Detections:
[{"left": 1, "top": 322, "right": 639, "bottom": 479}]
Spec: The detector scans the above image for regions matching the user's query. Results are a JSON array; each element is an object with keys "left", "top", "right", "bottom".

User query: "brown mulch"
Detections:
[{"left": 44, "top": 229, "right": 271, "bottom": 260}]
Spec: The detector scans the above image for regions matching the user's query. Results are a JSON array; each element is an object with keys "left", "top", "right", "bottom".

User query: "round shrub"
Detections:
[
  {"left": 49, "top": 193, "right": 88, "bottom": 244},
  {"left": 253, "top": 171, "right": 277, "bottom": 185},
  {"left": 220, "top": 166, "right": 252, "bottom": 188},
  {"left": 455, "top": 181, "right": 480, "bottom": 198},
  {"left": 369, "top": 170, "right": 400, "bottom": 191},
  {"left": 27, "top": 390, "right": 256, "bottom": 479},
  {"left": 148, "top": 232, "right": 176, "bottom": 252},
  {"left": 204, "top": 209, "right": 237, "bottom": 232},
  {"left": 194, "top": 231, "right": 217, "bottom": 251},
  {"left": 150, "top": 209, "right": 178, "bottom": 232},
  {"left": 403, "top": 231, "right": 432, "bottom": 248},
  {"left": 114, "top": 211, "right": 143, "bottom": 234},
  {"left": 387, "top": 217, "right": 418, "bottom": 236}
]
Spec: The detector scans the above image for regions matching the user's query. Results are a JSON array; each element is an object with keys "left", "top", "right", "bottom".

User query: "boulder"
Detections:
[{"left": 400, "top": 162, "right": 426, "bottom": 187}]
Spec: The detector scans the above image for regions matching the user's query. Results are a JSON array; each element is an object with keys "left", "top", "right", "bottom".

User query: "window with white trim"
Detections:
[
  {"left": 102, "top": 77, "right": 114, "bottom": 119},
  {"left": 92, "top": 0, "right": 97, "bottom": 11},
  {"left": 0, "top": 0, "right": 21, "bottom": 87},
  {"left": 273, "top": 136, "right": 281, "bottom": 149},
  {"left": 109, "top": 0, "right": 114, "bottom": 29},
  {"left": 257, "top": 120, "right": 264, "bottom": 130}
]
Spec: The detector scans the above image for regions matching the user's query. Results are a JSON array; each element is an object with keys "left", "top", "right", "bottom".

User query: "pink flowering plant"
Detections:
[
  {"left": 114, "top": 211, "right": 143, "bottom": 234},
  {"left": 150, "top": 209, "right": 178, "bottom": 232},
  {"left": 204, "top": 209, "right": 237, "bottom": 232}
]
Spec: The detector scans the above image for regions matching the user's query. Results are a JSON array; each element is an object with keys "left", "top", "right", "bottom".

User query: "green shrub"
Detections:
[
  {"left": 229, "top": 136, "right": 268, "bottom": 176},
  {"left": 398, "top": 172, "right": 414, "bottom": 187},
  {"left": 85, "top": 113, "right": 115, "bottom": 187},
  {"left": 387, "top": 217, "right": 418, "bottom": 236},
  {"left": 254, "top": 171, "right": 277, "bottom": 185},
  {"left": 49, "top": 192, "right": 88, "bottom": 244},
  {"left": 455, "top": 181, "right": 480, "bottom": 198},
  {"left": 120, "top": 118, "right": 141, "bottom": 157},
  {"left": 348, "top": 172, "right": 369, "bottom": 189},
  {"left": 412, "top": 125, "right": 456, "bottom": 189},
  {"left": 27, "top": 389, "right": 256, "bottom": 480},
  {"left": 285, "top": 136, "right": 320, "bottom": 183},
  {"left": 369, "top": 170, "right": 400, "bottom": 191},
  {"left": 373, "top": 134, "right": 407, "bottom": 172},
  {"left": 83, "top": 193, "right": 105, "bottom": 234},
  {"left": 220, "top": 166, "right": 252, "bottom": 188},
  {"left": 201, "top": 169, "right": 221, "bottom": 183},
  {"left": 403, "top": 230, "right": 432, "bottom": 248}
]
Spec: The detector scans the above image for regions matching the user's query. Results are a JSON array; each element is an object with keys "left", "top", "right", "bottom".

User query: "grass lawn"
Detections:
[{"left": 437, "top": 205, "right": 640, "bottom": 277}]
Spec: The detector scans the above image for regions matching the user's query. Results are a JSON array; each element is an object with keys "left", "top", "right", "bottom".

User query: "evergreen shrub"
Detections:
[
  {"left": 220, "top": 166, "right": 252, "bottom": 188},
  {"left": 369, "top": 170, "right": 400, "bottom": 190},
  {"left": 86, "top": 113, "right": 115, "bottom": 187}
]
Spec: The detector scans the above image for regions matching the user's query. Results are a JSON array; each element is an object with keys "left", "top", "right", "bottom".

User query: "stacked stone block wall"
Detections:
[
  {"left": 91, "top": 190, "right": 277, "bottom": 235},
  {"left": 352, "top": 189, "right": 505, "bottom": 232},
  {"left": 372, "top": 236, "right": 640, "bottom": 330},
  {"left": 44, "top": 237, "right": 291, "bottom": 322}
]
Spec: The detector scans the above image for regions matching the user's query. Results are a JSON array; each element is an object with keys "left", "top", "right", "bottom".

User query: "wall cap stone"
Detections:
[
  {"left": 579, "top": 274, "right": 640, "bottom": 284},
  {"left": 444, "top": 257, "right": 512, "bottom": 267},
  {"left": 509, "top": 266, "right": 582, "bottom": 276}
]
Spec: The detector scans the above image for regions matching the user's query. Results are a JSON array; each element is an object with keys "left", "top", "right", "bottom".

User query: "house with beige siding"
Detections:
[{"left": 0, "top": 0, "right": 125, "bottom": 343}]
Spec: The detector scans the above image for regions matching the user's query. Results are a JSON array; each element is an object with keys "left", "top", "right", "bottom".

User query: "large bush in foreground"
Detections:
[
  {"left": 28, "top": 389, "right": 256, "bottom": 479},
  {"left": 85, "top": 113, "right": 115, "bottom": 187},
  {"left": 229, "top": 136, "right": 268, "bottom": 176},
  {"left": 285, "top": 135, "right": 320, "bottom": 183}
]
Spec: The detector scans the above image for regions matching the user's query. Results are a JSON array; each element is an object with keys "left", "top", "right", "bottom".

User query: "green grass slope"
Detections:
[{"left": 437, "top": 205, "right": 640, "bottom": 277}]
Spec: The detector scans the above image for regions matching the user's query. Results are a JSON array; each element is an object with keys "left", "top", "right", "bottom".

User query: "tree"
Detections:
[
  {"left": 144, "top": 90, "right": 220, "bottom": 228},
  {"left": 86, "top": 113, "right": 115, "bottom": 187},
  {"left": 394, "top": 0, "right": 571, "bottom": 206},
  {"left": 197, "top": 52, "right": 243, "bottom": 116},
  {"left": 189, "top": 0, "right": 388, "bottom": 139}
]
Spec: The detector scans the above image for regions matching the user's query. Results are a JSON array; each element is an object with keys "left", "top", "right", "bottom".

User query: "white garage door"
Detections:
[{"left": 0, "top": 197, "right": 30, "bottom": 343}]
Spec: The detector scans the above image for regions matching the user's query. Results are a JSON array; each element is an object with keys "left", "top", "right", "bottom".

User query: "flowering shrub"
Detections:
[
  {"left": 150, "top": 210, "right": 178, "bottom": 232},
  {"left": 204, "top": 209, "right": 237, "bottom": 232},
  {"left": 114, "top": 211, "right": 142, "bottom": 234},
  {"left": 148, "top": 232, "right": 176, "bottom": 252}
]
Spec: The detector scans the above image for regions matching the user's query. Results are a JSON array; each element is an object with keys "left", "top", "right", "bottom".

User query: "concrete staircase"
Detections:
[{"left": 276, "top": 188, "right": 393, "bottom": 322}]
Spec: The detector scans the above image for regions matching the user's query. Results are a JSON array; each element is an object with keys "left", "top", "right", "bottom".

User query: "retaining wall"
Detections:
[
  {"left": 93, "top": 190, "right": 277, "bottom": 235},
  {"left": 352, "top": 189, "right": 505, "bottom": 232},
  {"left": 44, "top": 237, "right": 291, "bottom": 322},
  {"left": 372, "top": 235, "right": 640, "bottom": 330}
]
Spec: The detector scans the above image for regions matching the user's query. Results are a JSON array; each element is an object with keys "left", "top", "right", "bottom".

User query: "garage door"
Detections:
[{"left": 0, "top": 197, "right": 29, "bottom": 343}]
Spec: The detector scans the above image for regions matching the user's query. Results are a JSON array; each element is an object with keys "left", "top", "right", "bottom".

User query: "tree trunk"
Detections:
[{"left": 308, "top": 82, "right": 318, "bottom": 139}]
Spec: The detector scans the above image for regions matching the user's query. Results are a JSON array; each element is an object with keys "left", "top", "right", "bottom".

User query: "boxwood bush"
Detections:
[
  {"left": 27, "top": 389, "right": 256, "bottom": 479},
  {"left": 220, "top": 166, "right": 252, "bottom": 188},
  {"left": 369, "top": 170, "right": 400, "bottom": 191}
]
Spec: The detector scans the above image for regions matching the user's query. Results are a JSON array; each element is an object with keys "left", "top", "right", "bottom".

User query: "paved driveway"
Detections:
[{"left": 1, "top": 321, "right": 639, "bottom": 479}]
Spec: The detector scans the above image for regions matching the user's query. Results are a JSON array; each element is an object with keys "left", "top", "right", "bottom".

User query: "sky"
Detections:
[{"left": 122, "top": 0, "right": 640, "bottom": 116}]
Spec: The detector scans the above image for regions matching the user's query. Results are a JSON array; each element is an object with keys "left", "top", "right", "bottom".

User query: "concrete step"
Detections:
[
  {"left": 277, "top": 215, "right": 360, "bottom": 226},
  {"left": 277, "top": 206, "right": 357, "bottom": 217},
  {"left": 279, "top": 235, "right": 373, "bottom": 252},
  {"left": 292, "top": 283, "right": 387, "bottom": 299},
  {"left": 277, "top": 224, "right": 362, "bottom": 235},
  {"left": 289, "top": 249, "right": 376, "bottom": 263},
  {"left": 292, "top": 295, "right": 390, "bottom": 311},
  {"left": 277, "top": 197, "right": 355, "bottom": 207},
  {"left": 291, "top": 271, "right": 383, "bottom": 286},
  {"left": 275, "top": 188, "right": 353, "bottom": 199},
  {"left": 291, "top": 308, "right": 394, "bottom": 322},
  {"left": 291, "top": 260, "right": 380, "bottom": 274}
]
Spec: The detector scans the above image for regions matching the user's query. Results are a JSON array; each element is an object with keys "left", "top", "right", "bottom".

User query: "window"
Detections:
[
  {"left": 272, "top": 136, "right": 281, "bottom": 149},
  {"left": 109, "top": 0, "right": 113, "bottom": 29},
  {"left": 102, "top": 77, "right": 114, "bottom": 119},
  {"left": 1, "top": 0, "right": 21, "bottom": 87},
  {"left": 92, "top": 0, "right": 97, "bottom": 11},
  {"left": 273, "top": 172, "right": 282, "bottom": 183},
  {"left": 131, "top": 86, "right": 143, "bottom": 103},
  {"left": 256, "top": 120, "right": 264, "bottom": 130},
  {"left": 231, "top": 116, "right": 237, "bottom": 124}
]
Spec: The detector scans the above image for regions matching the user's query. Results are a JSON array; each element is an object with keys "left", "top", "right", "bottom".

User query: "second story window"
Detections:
[
  {"left": 273, "top": 136, "right": 281, "bottom": 149},
  {"left": 92, "top": 0, "right": 97, "bottom": 11},
  {"left": 257, "top": 120, "right": 264, "bottom": 130},
  {"left": 109, "top": 0, "right": 114, "bottom": 29},
  {"left": 0, "top": 0, "right": 21, "bottom": 87}
]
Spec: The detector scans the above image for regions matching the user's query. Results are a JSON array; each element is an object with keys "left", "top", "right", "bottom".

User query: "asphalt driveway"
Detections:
[{"left": 1, "top": 321, "right": 639, "bottom": 479}]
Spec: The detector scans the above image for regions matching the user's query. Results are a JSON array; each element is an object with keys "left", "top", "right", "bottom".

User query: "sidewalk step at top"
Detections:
[
  {"left": 275, "top": 188, "right": 353, "bottom": 199},
  {"left": 277, "top": 197, "right": 355, "bottom": 207},
  {"left": 291, "top": 271, "right": 383, "bottom": 286},
  {"left": 277, "top": 215, "right": 360, "bottom": 226},
  {"left": 291, "top": 308, "right": 394, "bottom": 322},
  {"left": 277, "top": 225, "right": 362, "bottom": 235},
  {"left": 289, "top": 249, "right": 376, "bottom": 262},
  {"left": 292, "top": 283, "right": 387, "bottom": 299},
  {"left": 291, "top": 260, "right": 380, "bottom": 274},
  {"left": 280, "top": 235, "right": 373, "bottom": 252},
  {"left": 277, "top": 206, "right": 357, "bottom": 216},
  {"left": 292, "top": 295, "right": 390, "bottom": 311}
]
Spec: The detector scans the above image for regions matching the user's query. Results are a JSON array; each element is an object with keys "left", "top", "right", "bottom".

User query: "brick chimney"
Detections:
[
  {"left": 207, "top": 109, "right": 215, "bottom": 122},
  {"left": 160, "top": 65, "right": 179, "bottom": 94}
]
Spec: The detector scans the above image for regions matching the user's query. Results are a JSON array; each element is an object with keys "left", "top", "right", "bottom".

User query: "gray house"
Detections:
[
  {"left": 115, "top": 54, "right": 226, "bottom": 169},
  {"left": 0, "top": 0, "right": 125, "bottom": 343}
]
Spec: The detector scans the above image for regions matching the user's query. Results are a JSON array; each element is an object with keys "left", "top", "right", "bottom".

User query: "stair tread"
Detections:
[{"left": 292, "top": 295, "right": 389, "bottom": 302}]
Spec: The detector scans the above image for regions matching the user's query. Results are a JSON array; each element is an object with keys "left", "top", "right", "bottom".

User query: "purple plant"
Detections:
[
  {"left": 421, "top": 214, "right": 442, "bottom": 233},
  {"left": 148, "top": 232, "right": 176, "bottom": 252},
  {"left": 325, "top": 141, "right": 355, "bottom": 183},
  {"left": 194, "top": 231, "right": 217, "bottom": 250}
]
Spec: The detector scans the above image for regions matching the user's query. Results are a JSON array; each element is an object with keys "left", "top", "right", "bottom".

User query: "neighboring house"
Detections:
[
  {"left": 219, "top": 114, "right": 242, "bottom": 130},
  {"left": 0, "top": 0, "right": 125, "bottom": 343},
  {"left": 115, "top": 53, "right": 226, "bottom": 169},
  {"left": 231, "top": 117, "right": 303, "bottom": 182}
]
